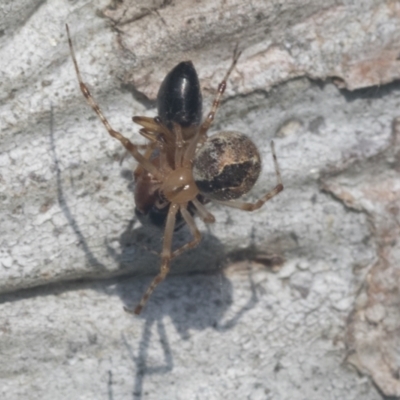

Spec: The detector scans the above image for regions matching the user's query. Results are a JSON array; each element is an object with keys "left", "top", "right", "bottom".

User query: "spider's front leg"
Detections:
[
  {"left": 66, "top": 24, "right": 162, "bottom": 180},
  {"left": 199, "top": 45, "right": 241, "bottom": 135}
]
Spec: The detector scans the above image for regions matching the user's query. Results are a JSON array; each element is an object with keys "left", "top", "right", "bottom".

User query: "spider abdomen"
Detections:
[{"left": 193, "top": 131, "right": 261, "bottom": 201}]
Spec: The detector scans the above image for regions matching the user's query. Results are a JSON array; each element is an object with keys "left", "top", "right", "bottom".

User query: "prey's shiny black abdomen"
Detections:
[{"left": 157, "top": 61, "right": 202, "bottom": 129}]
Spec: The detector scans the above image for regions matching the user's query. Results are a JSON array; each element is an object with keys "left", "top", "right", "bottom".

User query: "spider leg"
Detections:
[
  {"left": 199, "top": 45, "right": 242, "bottom": 135},
  {"left": 66, "top": 24, "right": 162, "bottom": 180},
  {"left": 129, "top": 203, "right": 179, "bottom": 315},
  {"left": 135, "top": 116, "right": 178, "bottom": 169},
  {"left": 133, "top": 116, "right": 174, "bottom": 142},
  {"left": 192, "top": 198, "right": 215, "bottom": 223},
  {"left": 172, "top": 123, "right": 184, "bottom": 168},
  {"left": 119, "top": 143, "right": 151, "bottom": 166},
  {"left": 171, "top": 205, "right": 202, "bottom": 259},
  {"left": 133, "top": 116, "right": 162, "bottom": 131},
  {"left": 213, "top": 141, "right": 284, "bottom": 211},
  {"left": 127, "top": 202, "right": 203, "bottom": 314},
  {"left": 134, "top": 203, "right": 205, "bottom": 261},
  {"left": 137, "top": 128, "right": 161, "bottom": 144},
  {"left": 183, "top": 46, "right": 242, "bottom": 165}
]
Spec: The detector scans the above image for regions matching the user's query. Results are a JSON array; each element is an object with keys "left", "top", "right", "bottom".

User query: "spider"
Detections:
[{"left": 66, "top": 25, "right": 284, "bottom": 314}]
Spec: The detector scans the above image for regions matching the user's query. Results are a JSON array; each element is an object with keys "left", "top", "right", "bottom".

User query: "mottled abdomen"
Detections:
[{"left": 192, "top": 131, "right": 261, "bottom": 201}]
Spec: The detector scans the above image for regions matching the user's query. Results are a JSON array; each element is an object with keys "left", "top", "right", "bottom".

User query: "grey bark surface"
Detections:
[{"left": 1, "top": 0, "right": 399, "bottom": 399}]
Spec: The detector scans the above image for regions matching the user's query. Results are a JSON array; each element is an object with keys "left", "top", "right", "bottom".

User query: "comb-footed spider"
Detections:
[{"left": 66, "top": 25, "right": 283, "bottom": 314}]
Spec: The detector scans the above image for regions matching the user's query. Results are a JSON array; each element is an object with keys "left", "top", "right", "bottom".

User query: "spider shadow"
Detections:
[
  {"left": 103, "top": 169, "right": 261, "bottom": 399},
  {"left": 49, "top": 107, "right": 259, "bottom": 399},
  {"left": 49, "top": 104, "right": 107, "bottom": 272},
  {"left": 107, "top": 218, "right": 260, "bottom": 400},
  {"left": 114, "top": 268, "right": 259, "bottom": 400},
  {"left": 49, "top": 104, "right": 258, "bottom": 331},
  {"left": 111, "top": 166, "right": 260, "bottom": 332}
]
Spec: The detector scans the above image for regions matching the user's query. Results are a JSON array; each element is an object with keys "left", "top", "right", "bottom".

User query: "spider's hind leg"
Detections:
[
  {"left": 128, "top": 203, "right": 179, "bottom": 315},
  {"left": 127, "top": 201, "right": 203, "bottom": 314}
]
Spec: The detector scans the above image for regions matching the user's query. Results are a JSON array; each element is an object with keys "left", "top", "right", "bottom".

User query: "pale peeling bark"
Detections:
[
  {"left": 0, "top": 0, "right": 399, "bottom": 398},
  {"left": 323, "top": 119, "right": 400, "bottom": 398}
]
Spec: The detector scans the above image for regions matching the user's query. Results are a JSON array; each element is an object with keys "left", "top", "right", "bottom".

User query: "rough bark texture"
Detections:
[{"left": 1, "top": 0, "right": 400, "bottom": 398}]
